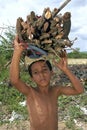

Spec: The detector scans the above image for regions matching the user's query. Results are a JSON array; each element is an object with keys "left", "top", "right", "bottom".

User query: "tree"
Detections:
[{"left": 0, "top": 25, "right": 15, "bottom": 69}]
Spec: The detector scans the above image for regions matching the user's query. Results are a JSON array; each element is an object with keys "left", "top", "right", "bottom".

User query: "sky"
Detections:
[{"left": 0, "top": 0, "right": 87, "bottom": 52}]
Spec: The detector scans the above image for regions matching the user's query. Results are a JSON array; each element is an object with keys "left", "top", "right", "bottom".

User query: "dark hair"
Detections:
[{"left": 28, "top": 60, "right": 52, "bottom": 77}]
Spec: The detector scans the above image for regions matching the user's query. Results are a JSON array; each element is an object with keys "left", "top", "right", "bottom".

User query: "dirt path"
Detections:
[
  {"left": 0, "top": 120, "right": 87, "bottom": 130},
  {"left": 0, "top": 121, "right": 70, "bottom": 130}
]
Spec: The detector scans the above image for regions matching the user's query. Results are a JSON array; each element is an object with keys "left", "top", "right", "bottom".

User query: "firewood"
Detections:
[
  {"left": 16, "top": 0, "right": 74, "bottom": 57},
  {"left": 41, "top": 39, "right": 52, "bottom": 44},
  {"left": 40, "top": 33, "right": 50, "bottom": 40},
  {"left": 62, "top": 12, "right": 71, "bottom": 39}
]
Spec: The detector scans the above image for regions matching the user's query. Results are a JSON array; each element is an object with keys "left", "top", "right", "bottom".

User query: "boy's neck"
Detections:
[{"left": 37, "top": 85, "right": 51, "bottom": 94}]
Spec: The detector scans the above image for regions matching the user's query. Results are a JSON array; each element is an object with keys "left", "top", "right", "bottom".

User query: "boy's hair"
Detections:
[{"left": 28, "top": 60, "right": 52, "bottom": 77}]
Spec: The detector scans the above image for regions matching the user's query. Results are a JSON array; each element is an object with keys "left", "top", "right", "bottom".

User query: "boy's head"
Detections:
[
  {"left": 25, "top": 56, "right": 53, "bottom": 87},
  {"left": 28, "top": 59, "right": 52, "bottom": 77}
]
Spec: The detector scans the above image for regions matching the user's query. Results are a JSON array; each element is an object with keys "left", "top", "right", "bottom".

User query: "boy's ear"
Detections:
[{"left": 31, "top": 77, "right": 35, "bottom": 82}]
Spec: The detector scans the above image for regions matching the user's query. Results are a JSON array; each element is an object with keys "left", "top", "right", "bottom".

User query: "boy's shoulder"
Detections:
[
  {"left": 47, "top": 85, "right": 61, "bottom": 94},
  {"left": 52, "top": 85, "right": 63, "bottom": 96}
]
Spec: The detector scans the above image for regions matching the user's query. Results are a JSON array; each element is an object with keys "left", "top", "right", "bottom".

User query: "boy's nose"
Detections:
[{"left": 38, "top": 71, "right": 45, "bottom": 78}]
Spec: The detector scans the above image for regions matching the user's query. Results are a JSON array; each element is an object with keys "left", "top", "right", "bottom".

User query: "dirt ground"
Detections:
[
  {"left": 0, "top": 121, "right": 73, "bottom": 130},
  {"left": 0, "top": 120, "right": 87, "bottom": 130}
]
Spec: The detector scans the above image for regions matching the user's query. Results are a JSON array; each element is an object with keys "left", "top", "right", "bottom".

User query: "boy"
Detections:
[{"left": 10, "top": 35, "right": 84, "bottom": 130}]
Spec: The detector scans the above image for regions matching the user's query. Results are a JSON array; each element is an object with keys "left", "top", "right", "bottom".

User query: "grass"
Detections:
[{"left": 0, "top": 85, "right": 28, "bottom": 124}]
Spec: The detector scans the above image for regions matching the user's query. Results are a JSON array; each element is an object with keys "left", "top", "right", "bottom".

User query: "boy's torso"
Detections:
[{"left": 26, "top": 86, "right": 59, "bottom": 130}]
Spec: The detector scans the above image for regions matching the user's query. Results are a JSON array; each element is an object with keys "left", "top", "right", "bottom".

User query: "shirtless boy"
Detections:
[{"left": 10, "top": 35, "right": 84, "bottom": 130}]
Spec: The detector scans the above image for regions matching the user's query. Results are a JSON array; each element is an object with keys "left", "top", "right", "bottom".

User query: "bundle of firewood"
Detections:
[{"left": 16, "top": 0, "right": 74, "bottom": 57}]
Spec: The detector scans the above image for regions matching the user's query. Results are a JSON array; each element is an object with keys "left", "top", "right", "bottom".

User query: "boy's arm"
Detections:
[
  {"left": 54, "top": 51, "right": 84, "bottom": 96},
  {"left": 10, "top": 35, "right": 30, "bottom": 96},
  {"left": 58, "top": 68, "right": 84, "bottom": 95}
]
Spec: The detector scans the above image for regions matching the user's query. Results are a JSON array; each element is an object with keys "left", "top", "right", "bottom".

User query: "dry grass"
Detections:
[{"left": 68, "top": 59, "right": 87, "bottom": 65}]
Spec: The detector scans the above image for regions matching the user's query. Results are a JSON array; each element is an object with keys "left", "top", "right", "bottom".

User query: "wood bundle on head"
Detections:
[{"left": 16, "top": 0, "right": 73, "bottom": 57}]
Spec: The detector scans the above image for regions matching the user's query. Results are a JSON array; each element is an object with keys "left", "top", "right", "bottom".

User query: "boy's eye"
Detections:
[
  {"left": 43, "top": 68, "right": 48, "bottom": 72},
  {"left": 32, "top": 67, "right": 49, "bottom": 75},
  {"left": 42, "top": 68, "right": 49, "bottom": 73},
  {"left": 33, "top": 71, "right": 38, "bottom": 75}
]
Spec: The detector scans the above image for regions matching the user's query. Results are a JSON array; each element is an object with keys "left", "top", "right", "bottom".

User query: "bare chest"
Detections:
[
  {"left": 26, "top": 91, "right": 58, "bottom": 125},
  {"left": 28, "top": 92, "right": 57, "bottom": 113}
]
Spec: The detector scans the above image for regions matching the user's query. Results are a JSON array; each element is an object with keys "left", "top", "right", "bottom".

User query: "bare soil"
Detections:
[
  {"left": 0, "top": 120, "right": 74, "bottom": 130},
  {"left": 0, "top": 120, "right": 87, "bottom": 130}
]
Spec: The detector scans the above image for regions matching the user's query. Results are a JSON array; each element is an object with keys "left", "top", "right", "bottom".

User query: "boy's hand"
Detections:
[
  {"left": 13, "top": 35, "right": 28, "bottom": 53},
  {"left": 53, "top": 50, "right": 68, "bottom": 72}
]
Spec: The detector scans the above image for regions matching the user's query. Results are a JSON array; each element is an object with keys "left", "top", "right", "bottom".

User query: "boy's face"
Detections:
[{"left": 31, "top": 61, "right": 52, "bottom": 88}]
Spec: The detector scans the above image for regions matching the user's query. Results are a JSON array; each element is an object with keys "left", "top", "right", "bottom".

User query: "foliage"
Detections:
[
  {"left": 0, "top": 26, "right": 15, "bottom": 44},
  {"left": 68, "top": 49, "right": 87, "bottom": 58},
  {"left": 0, "top": 84, "right": 28, "bottom": 124},
  {"left": 0, "top": 26, "right": 15, "bottom": 76},
  {"left": 58, "top": 94, "right": 87, "bottom": 129}
]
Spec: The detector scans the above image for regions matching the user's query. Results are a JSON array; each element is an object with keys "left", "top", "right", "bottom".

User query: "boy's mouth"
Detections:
[{"left": 40, "top": 79, "right": 46, "bottom": 83}]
